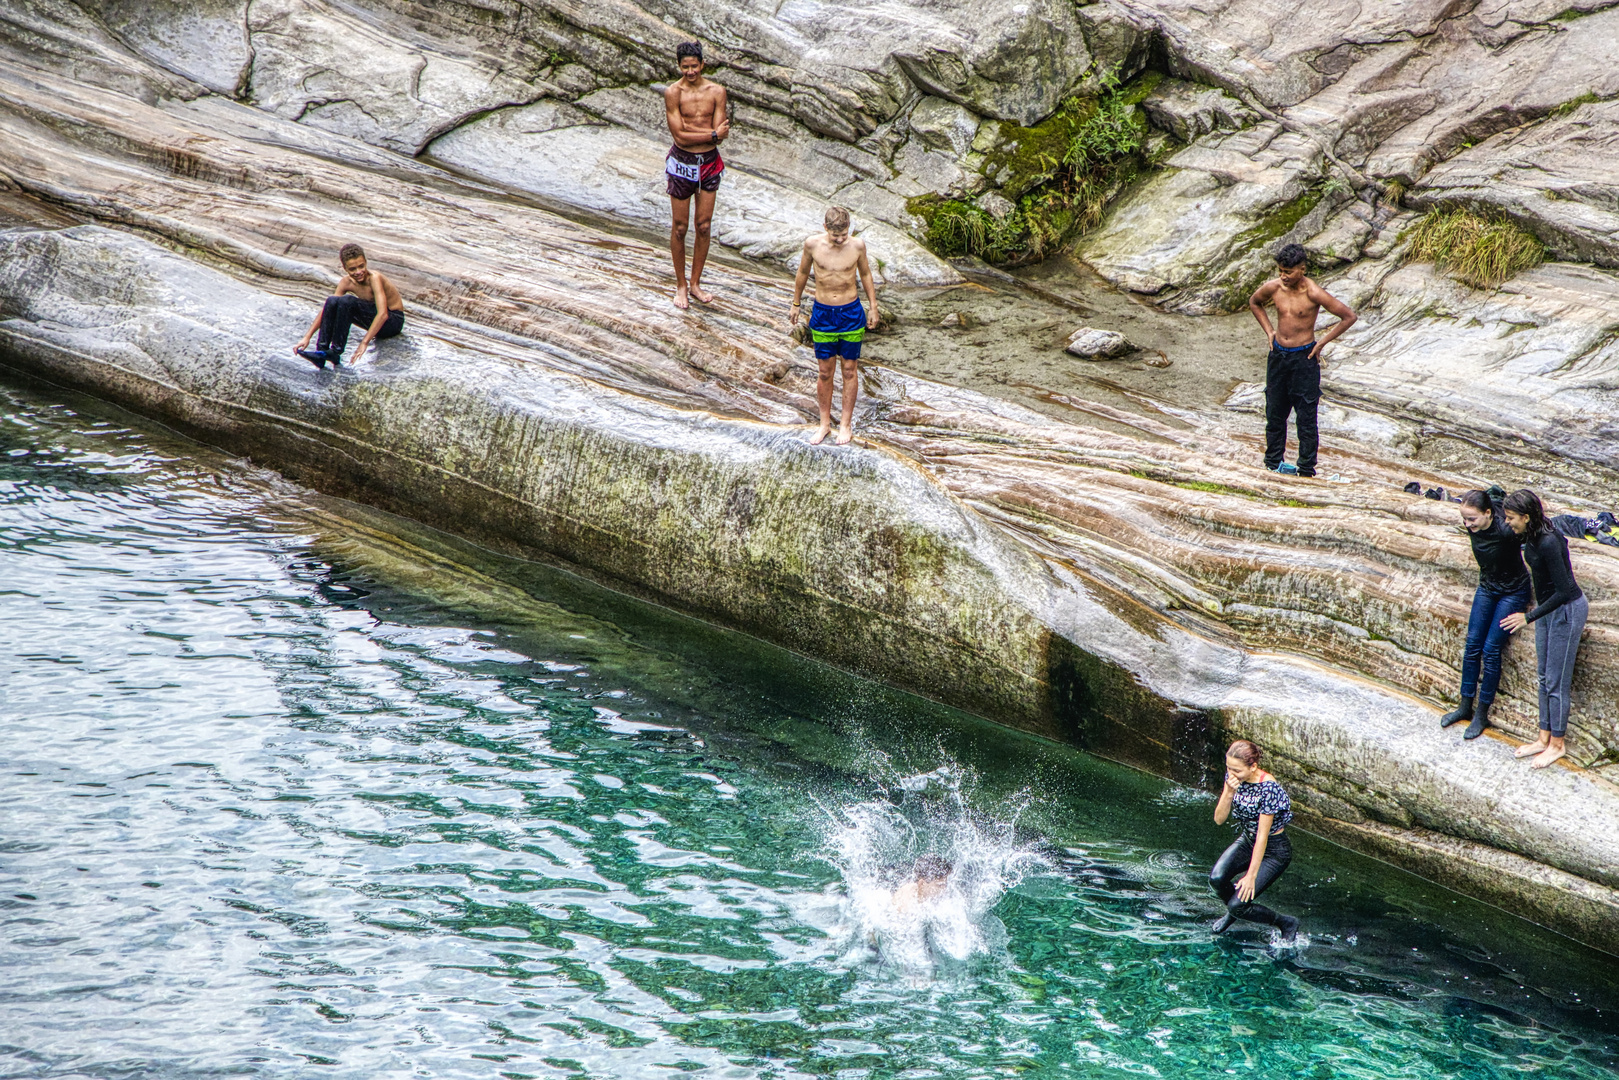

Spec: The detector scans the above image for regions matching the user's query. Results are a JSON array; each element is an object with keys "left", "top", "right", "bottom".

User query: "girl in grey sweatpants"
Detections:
[{"left": 1500, "top": 489, "right": 1586, "bottom": 769}]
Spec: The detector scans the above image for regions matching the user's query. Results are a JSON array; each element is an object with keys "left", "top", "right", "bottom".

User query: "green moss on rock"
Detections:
[{"left": 911, "top": 73, "right": 1161, "bottom": 267}]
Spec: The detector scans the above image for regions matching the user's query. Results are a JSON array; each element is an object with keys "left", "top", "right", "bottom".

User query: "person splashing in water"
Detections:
[
  {"left": 1210, "top": 739, "right": 1300, "bottom": 941},
  {"left": 891, "top": 854, "right": 952, "bottom": 914}
]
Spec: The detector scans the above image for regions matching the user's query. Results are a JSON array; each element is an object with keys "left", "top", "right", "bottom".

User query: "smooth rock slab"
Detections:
[
  {"left": 1327, "top": 260, "right": 1619, "bottom": 470},
  {"left": 245, "top": 0, "right": 548, "bottom": 155},
  {"left": 426, "top": 104, "right": 962, "bottom": 285}
]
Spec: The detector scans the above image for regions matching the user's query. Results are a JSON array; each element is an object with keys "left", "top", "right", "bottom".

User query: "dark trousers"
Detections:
[
  {"left": 318, "top": 294, "right": 404, "bottom": 354},
  {"left": 1264, "top": 344, "right": 1320, "bottom": 476},
  {"left": 1210, "top": 831, "right": 1292, "bottom": 926},
  {"left": 1460, "top": 582, "right": 1531, "bottom": 704}
]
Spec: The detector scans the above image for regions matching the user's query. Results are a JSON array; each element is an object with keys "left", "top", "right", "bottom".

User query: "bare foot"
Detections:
[
  {"left": 835, "top": 425, "right": 853, "bottom": 446},
  {"left": 673, "top": 284, "right": 689, "bottom": 310},
  {"left": 809, "top": 423, "right": 832, "bottom": 445},
  {"left": 1531, "top": 744, "right": 1567, "bottom": 769},
  {"left": 1514, "top": 739, "right": 1549, "bottom": 759},
  {"left": 690, "top": 283, "right": 714, "bottom": 304}
]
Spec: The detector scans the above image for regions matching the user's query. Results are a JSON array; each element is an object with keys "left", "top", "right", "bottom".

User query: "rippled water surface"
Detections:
[{"left": 4, "top": 379, "right": 1619, "bottom": 1080}]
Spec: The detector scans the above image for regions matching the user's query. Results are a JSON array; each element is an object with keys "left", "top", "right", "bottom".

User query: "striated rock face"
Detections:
[
  {"left": 1328, "top": 261, "right": 1619, "bottom": 470},
  {"left": 5, "top": 0, "right": 1619, "bottom": 954},
  {"left": 1414, "top": 99, "right": 1619, "bottom": 267}
]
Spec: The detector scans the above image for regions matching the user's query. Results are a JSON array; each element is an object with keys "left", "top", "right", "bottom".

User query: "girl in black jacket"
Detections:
[
  {"left": 1440, "top": 488, "right": 1531, "bottom": 740},
  {"left": 1499, "top": 490, "right": 1588, "bottom": 768}
]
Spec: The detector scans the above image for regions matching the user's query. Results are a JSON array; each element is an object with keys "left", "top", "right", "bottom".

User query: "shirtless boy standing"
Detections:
[
  {"left": 663, "top": 41, "right": 729, "bottom": 310},
  {"left": 294, "top": 243, "right": 405, "bottom": 369},
  {"left": 791, "top": 206, "right": 880, "bottom": 446},
  {"left": 1247, "top": 243, "right": 1357, "bottom": 477}
]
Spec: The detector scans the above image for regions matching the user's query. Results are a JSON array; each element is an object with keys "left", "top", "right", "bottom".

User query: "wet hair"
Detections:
[
  {"left": 913, "top": 854, "right": 952, "bottom": 881},
  {"left": 1503, "top": 488, "right": 1550, "bottom": 538},
  {"left": 1459, "top": 489, "right": 1492, "bottom": 514},
  {"left": 676, "top": 41, "right": 703, "bottom": 63},
  {"left": 338, "top": 242, "right": 365, "bottom": 266},
  {"left": 824, "top": 205, "right": 851, "bottom": 232},
  {"left": 1275, "top": 242, "right": 1308, "bottom": 268},
  {"left": 1226, "top": 739, "right": 1262, "bottom": 767}
]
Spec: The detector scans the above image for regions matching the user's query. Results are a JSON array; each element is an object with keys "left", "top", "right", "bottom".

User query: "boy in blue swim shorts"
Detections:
[{"left": 790, "top": 205, "right": 880, "bottom": 445}]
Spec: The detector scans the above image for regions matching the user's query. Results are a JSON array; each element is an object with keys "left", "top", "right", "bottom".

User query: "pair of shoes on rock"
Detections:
[{"left": 297, "top": 347, "right": 342, "bottom": 369}]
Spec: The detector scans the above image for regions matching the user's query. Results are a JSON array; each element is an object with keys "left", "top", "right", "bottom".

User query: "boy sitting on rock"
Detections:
[
  {"left": 295, "top": 243, "right": 405, "bottom": 369},
  {"left": 789, "top": 206, "right": 879, "bottom": 445}
]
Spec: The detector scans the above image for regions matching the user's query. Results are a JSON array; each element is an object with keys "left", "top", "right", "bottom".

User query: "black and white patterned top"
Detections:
[{"left": 1230, "top": 778, "right": 1292, "bottom": 839}]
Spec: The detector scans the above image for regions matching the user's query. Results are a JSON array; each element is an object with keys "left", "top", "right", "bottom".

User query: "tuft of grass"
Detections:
[
  {"left": 1404, "top": 206, "right": 1545, "bottom": 289},
  {"left": 1550, "top": 91, "right": 1600, "bottom": 119}
]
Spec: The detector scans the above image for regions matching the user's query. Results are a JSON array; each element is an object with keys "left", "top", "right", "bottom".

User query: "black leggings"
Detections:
[
  {"left": 1209, "top": 831, "right": 1292, "bottom": 926},
  {"left": 318, "top": 294, "right": 403, "bottom": 354}
]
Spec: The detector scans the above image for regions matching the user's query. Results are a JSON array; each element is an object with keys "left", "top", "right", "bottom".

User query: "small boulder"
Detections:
[
  {"left": 940, "top": 311, "right": 981, "bottom": 329},
  {"left": 908, "top": 96, "right": 982, "bottom": 158},
  {"left": 977, "top": 191, "right": 1016, "bottom": 221},
  {"left": 1066, "top": 326, "right": 1132, "bottom": 359},
  {"left": 1140, "top": 79, "right": 1256, "bottom": 144}
]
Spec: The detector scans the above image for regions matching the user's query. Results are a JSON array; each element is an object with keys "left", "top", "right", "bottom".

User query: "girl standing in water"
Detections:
[
  {"left": 1210, "top": 740, "right": 1299, "bottom": 939},
  {"left": 1499, "top": 489, "right": 1588, "bottom": 769},
  {"left": 1440, "top": 488, "right": 1532, "bottom": 740}
]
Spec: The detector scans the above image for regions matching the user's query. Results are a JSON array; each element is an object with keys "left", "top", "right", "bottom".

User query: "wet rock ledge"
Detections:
[{"left": 2, "top": 1, "right": 1619, "bottom": 955}]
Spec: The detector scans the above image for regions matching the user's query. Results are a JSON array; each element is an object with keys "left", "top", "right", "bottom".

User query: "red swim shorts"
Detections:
[{"left": 666, "top": 145, "right": 724, "bottom": 200}]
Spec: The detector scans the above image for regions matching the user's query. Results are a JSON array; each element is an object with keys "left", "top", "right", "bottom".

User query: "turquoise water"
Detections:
[{"left": 3, "top": 379, "right": 1618, "bottom": 1080}]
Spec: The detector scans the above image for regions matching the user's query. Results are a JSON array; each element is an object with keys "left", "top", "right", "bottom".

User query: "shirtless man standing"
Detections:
[
  {"left": 790, "top": 206, "right": 880, "bottom": 445},
  {"left": 1248, "top": 243, "right": 1357, "bottom": 477},
  {"left": 294, "top": 243, "right": 405, "bottom": 369},
  {"left": 663, "top": 41, "right": 729, "bottom": 310}
]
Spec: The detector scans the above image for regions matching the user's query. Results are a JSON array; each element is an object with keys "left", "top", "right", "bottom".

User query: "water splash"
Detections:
[{"left": 814, "top": 758, "right": 1048, "bottom": 975}]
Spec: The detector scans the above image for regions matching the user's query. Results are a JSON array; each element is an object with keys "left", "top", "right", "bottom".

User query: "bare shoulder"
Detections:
[
  {"left": 336, "top": 275, "right": 356, "bottom": 294},
  {"left": 1308, "top": 276, "right": 1354, "bottom": 310},
  {"left": 1251, "top": 277, "right": 1279, "bottom": 299},
  {"left": 663, "top": 81, "right": 682, "bottom": 105},
  {"left": 851, "top": 236, "right": 869, "bottom": 255}
]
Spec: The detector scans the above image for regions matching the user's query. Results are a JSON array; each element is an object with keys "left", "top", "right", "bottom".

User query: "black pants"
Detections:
[
  {"left": 318, "top": 295, "right": 403, "bottom": 354},
  {"left": 1209, "top": 831, "right": 1292, "bottom": 926},
  {"left": 1264, "top": 344, "right": 1320, "bottom": 476}
]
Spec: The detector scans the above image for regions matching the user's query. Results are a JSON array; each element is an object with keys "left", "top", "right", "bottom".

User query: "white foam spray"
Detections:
[{"left": 811, "top": 758, "right": 1048, "bottom": 976}]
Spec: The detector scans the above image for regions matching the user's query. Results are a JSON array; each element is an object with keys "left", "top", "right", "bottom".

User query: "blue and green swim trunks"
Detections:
[{"left": 807, "top": 297, "right": 867, "bottom": 360}]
